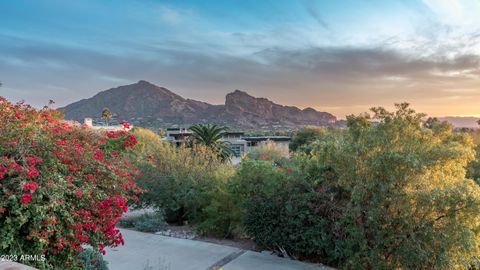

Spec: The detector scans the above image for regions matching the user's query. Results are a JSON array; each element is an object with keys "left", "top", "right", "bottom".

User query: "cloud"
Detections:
[
  {"left": 302, "top": 1, "right": 329, "bottom": 29},
  {"left": 422, "top": 0, "right": 480, "bottom": 26},
  {"left": 2, "top": 30, "right": 480, "bottom": 118},
  {"left": 158, "top": 6, "right": 183, "bottom": 25}
]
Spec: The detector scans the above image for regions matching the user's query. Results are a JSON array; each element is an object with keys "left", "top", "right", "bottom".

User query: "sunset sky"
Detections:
[{"left": 1, "top": 0, "right": 480, "bottom": 118}]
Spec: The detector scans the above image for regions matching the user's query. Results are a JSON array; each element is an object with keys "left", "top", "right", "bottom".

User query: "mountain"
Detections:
[
  {"left": 61, "top": 80, "right": 337, "bottom": 129},
  {"left": 439, "top": 117, "right": 480, "bottom": 129}
]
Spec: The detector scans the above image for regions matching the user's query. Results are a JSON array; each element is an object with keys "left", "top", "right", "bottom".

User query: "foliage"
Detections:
[
  {"left": 289, "top": 126, "right": 327, "bottom": 153},
  {"left": 189, "top": 124, "right": 234, "bottom": 161},
  {"left": 101, "top": 107, "right": 112, "bottom": 126},
  {"left": 243, "top": 175, "right": 342, "bottom": 265},
  {"left": 132, "top": 210, "right": 167, "bottom": 232},
  {"left": 131, "top": 128, "right": 233, "bottom": 225},
  {"left": 242, "top": 103, "right": 480, "bottom": 269},
  {"left": 194, "top": 166, "right": 240, "bottom": 238},
  {"left": 467, "top": 145, "right": 480, "bottom": 184},
  {"left": 0, "top": 97, "right": 142, "bottom": 269},
  {"left": 78, "top": 248, "right": 109, "bottom": 270},
  {"left": 325, "top": 103, "right": 480, "bottom": 269},
  {"left": 247, "top": 140, "right": 287, "bottom": 165}
]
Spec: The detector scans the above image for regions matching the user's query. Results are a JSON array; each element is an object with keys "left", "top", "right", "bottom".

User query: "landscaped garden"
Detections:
[{"left": 2, "top": 98, "right": 480, "bottom": 269}]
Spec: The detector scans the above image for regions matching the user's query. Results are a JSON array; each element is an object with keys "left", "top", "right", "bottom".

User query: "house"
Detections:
[
  {"left": 82, "top": 118, "right": 133, "bottom": 131},
  {"left": 164, "top": 128, "right": 193, "bottom": 146},
  {"left": 244, "top": 136, "right": 291, "bottom": 157},
  {"left": 163, "top": 127, "right": 291, "bottom": 158}
]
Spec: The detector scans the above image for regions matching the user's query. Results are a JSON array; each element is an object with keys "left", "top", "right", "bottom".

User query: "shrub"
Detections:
[
  {"left": 247, "top": 140, "right": 287, "bottom": 165},
  {"left": 229, "top": 159, "right": 286, "bottom": 200},
  {"left": 321, "top": 104, "right": 480, "bottom": 269},
  {"left": 131, "top": 128, "right": 233, "bottom": 224},
  {"left": 243, "top": 174, "right": 343, "bottom": 265},
  {"left": 243, "top": 103, "right": 480, "bottom": 269},
  {"left": 79, "top": 248, "right": 109, "bottom": 270},
  {"left": 289, "top": 126, "right": 328, "bottom": 153},
  {"left": 195, "top": 168, "right": 242, "bottom": 238},
  {"left": 0, "top": 98, "right": 142, "bottom": 269},
  {"left": 133, "top": 210, "right": 167, "bottom": 233}
]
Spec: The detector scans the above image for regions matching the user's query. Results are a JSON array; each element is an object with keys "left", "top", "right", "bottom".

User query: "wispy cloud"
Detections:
[{"left": 1, "top": 0, "right": 480, "bottom": 117}]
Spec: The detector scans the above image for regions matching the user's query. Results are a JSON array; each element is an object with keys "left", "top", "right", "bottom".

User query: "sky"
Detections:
[{"left": 1, "top": 0, "right": 480, "bottom": 118}]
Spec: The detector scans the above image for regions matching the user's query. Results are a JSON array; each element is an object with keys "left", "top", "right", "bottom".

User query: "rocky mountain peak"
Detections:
[{"left": 62, "top": 81, "right": 337, "bottom": 128}]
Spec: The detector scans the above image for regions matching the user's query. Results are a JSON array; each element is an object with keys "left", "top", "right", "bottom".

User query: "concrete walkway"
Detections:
[{"left": 105, "top": 229, "right": 332, "bottom": 270}]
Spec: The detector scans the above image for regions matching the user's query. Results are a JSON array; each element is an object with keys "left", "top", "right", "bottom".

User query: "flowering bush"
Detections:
[{"left": 0, "top": 97, "right": 142, "bottom": 269}]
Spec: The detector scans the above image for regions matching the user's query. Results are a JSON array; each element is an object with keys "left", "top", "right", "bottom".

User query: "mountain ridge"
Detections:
[{"left": 61, "top": 80, "right": 337, "bottom": 129}]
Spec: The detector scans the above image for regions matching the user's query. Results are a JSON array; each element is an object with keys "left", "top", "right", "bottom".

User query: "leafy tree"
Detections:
[
  {"left": 101, "top": 107, "right": 112, "bottom": 126},
  {"left": 424, "top": 116, "right": 439, "bottom": 128},
  {"left": 289, "top": 126, "right": 327, "bottom": 153},
  {"left": 317, "top": 103, "right": 480, "bottom": 269},
  {"left": 130, "top": 128, "right": 233, "bottom": 224},
  {"left": 190, "top": 124, "right": 233, "bottom": 161}
]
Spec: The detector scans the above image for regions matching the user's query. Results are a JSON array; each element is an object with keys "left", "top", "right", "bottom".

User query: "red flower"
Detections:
[
  {"left": 27, "top": 156, "right": 42, "bottom": 167},
  {"left": 93, "top": 149, "right": 104, "bottom": 161},
  {"left": 120, "top": 121, "right": 131, "bottom": 129},
  {"left": 0, "top": 166, "right": 6, "bottom": 179},
  {"left": 23, "top": 181, "right": 39, "bottom": 191},
  {"left": 21, "top": 193, "right": 33, "bottom": 204},
  {"left": 287, "top": 167, "right": 293, "bottom": 173},
  {"left": 74, "top": 189, "right": 82, "bottom": 197},
  {"left": 123, "top": 134, "right": 138, "bottom": 148},
  {"left": 106, "top": 131, "right": 118, "bottom": 139},
  {"left": 26, "top": 167, "right": 39, "bottom": 179}
]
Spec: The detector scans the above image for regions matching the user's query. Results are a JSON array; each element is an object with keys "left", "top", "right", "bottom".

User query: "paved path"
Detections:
[{"left": 105, "top": 229, "right": 332, "bottom": 270}]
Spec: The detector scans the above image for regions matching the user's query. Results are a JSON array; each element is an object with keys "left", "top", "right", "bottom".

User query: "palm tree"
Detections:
[
  {"left": 101, "top": 107, "right": 112, "bottom": 126},
  {"left": 189, "top": 124, "right": 234, "bottom": 161}
]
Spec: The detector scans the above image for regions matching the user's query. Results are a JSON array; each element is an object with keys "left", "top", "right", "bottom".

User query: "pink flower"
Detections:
[
  {"left": 0, "top": 166, "right": 6, "bottom": 179},
  {"left": 74, "top": 190, "right": 82, "bottom": 197},
  {"left": 21, "top": 193, "right": 32, "bottom": 205},
  {"left": 93, "top": 149, "right": 104, "bottom": 161},
  {"left": 23, "top": 181, "right": 39, "bottom": 191},
  {"left": 106, "top": 131, "right": 118, "bottom": 139},
  {"left": 26, "top": 167, "right": 39, "bottom": 179},
  {"left": 123, "top": 134, "right": 137, "bottom": 148},
  {"left": 120, "top": 121, "right": 131, "bottom": 129}
]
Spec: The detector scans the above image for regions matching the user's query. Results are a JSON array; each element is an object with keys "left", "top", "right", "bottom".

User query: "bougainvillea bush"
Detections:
[{"left": 0, "top": 97, "right": 142, "bottom": 269}]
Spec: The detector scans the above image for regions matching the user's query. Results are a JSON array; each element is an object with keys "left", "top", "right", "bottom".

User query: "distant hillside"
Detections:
[
  {"left": 439, "top": 117, "right": 480, "bottom": 129},
  {"left": 61, "top": 80, "right": 337, "bottom": 129}
]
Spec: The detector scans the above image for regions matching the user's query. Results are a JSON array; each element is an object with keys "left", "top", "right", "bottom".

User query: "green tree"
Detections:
[
  {"left": 289, "top": 126, "right": 327, "bottom": 153},
  {"left": 423, "top": 116, "right": 439, "bottom": 129},
  {"left": 101, "top": 107, "right": 112, "bottom": 126},
  {"left": 130, "top": 128, "right": 233, "bottom": 224},
  {"left": 190, "top": 124, "right": 233, "bottom": 161},
  {"left": 316, "top": 103, "right": 480, "bottom": 269}
]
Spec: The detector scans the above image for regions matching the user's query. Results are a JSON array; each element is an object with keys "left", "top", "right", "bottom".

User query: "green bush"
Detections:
[
  {"left": 133, "top": 210, "right": 167, "bottom": 232},
  {"left": 242, "top": 103, "right": 480, "bottom": 269},
  {"left": 79, "top": 248, "right": 109, "bottom": 270},
  {"left": 289, "top": 126, "right": 328, "bottom": 153},
  {"left": 194, "top": 166, "right": 240, "bottom": 238},
  {"left": 117, "top": 216, "right": 136, "bottom": 228},
  {"left": 325, "top": 105, "right": 480, "bottom": 269},
  {"left": 243, "top": 175, "right": 343, "bottom": 265},
  {"left": 194, "top": 158, "right": 287, "bottom": 238},
  {"left": 247, "top": 140, "right": 287, "bottom": 165},
  {"left": 131, "top": 128, "right": 230, "bottom": 223}
]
